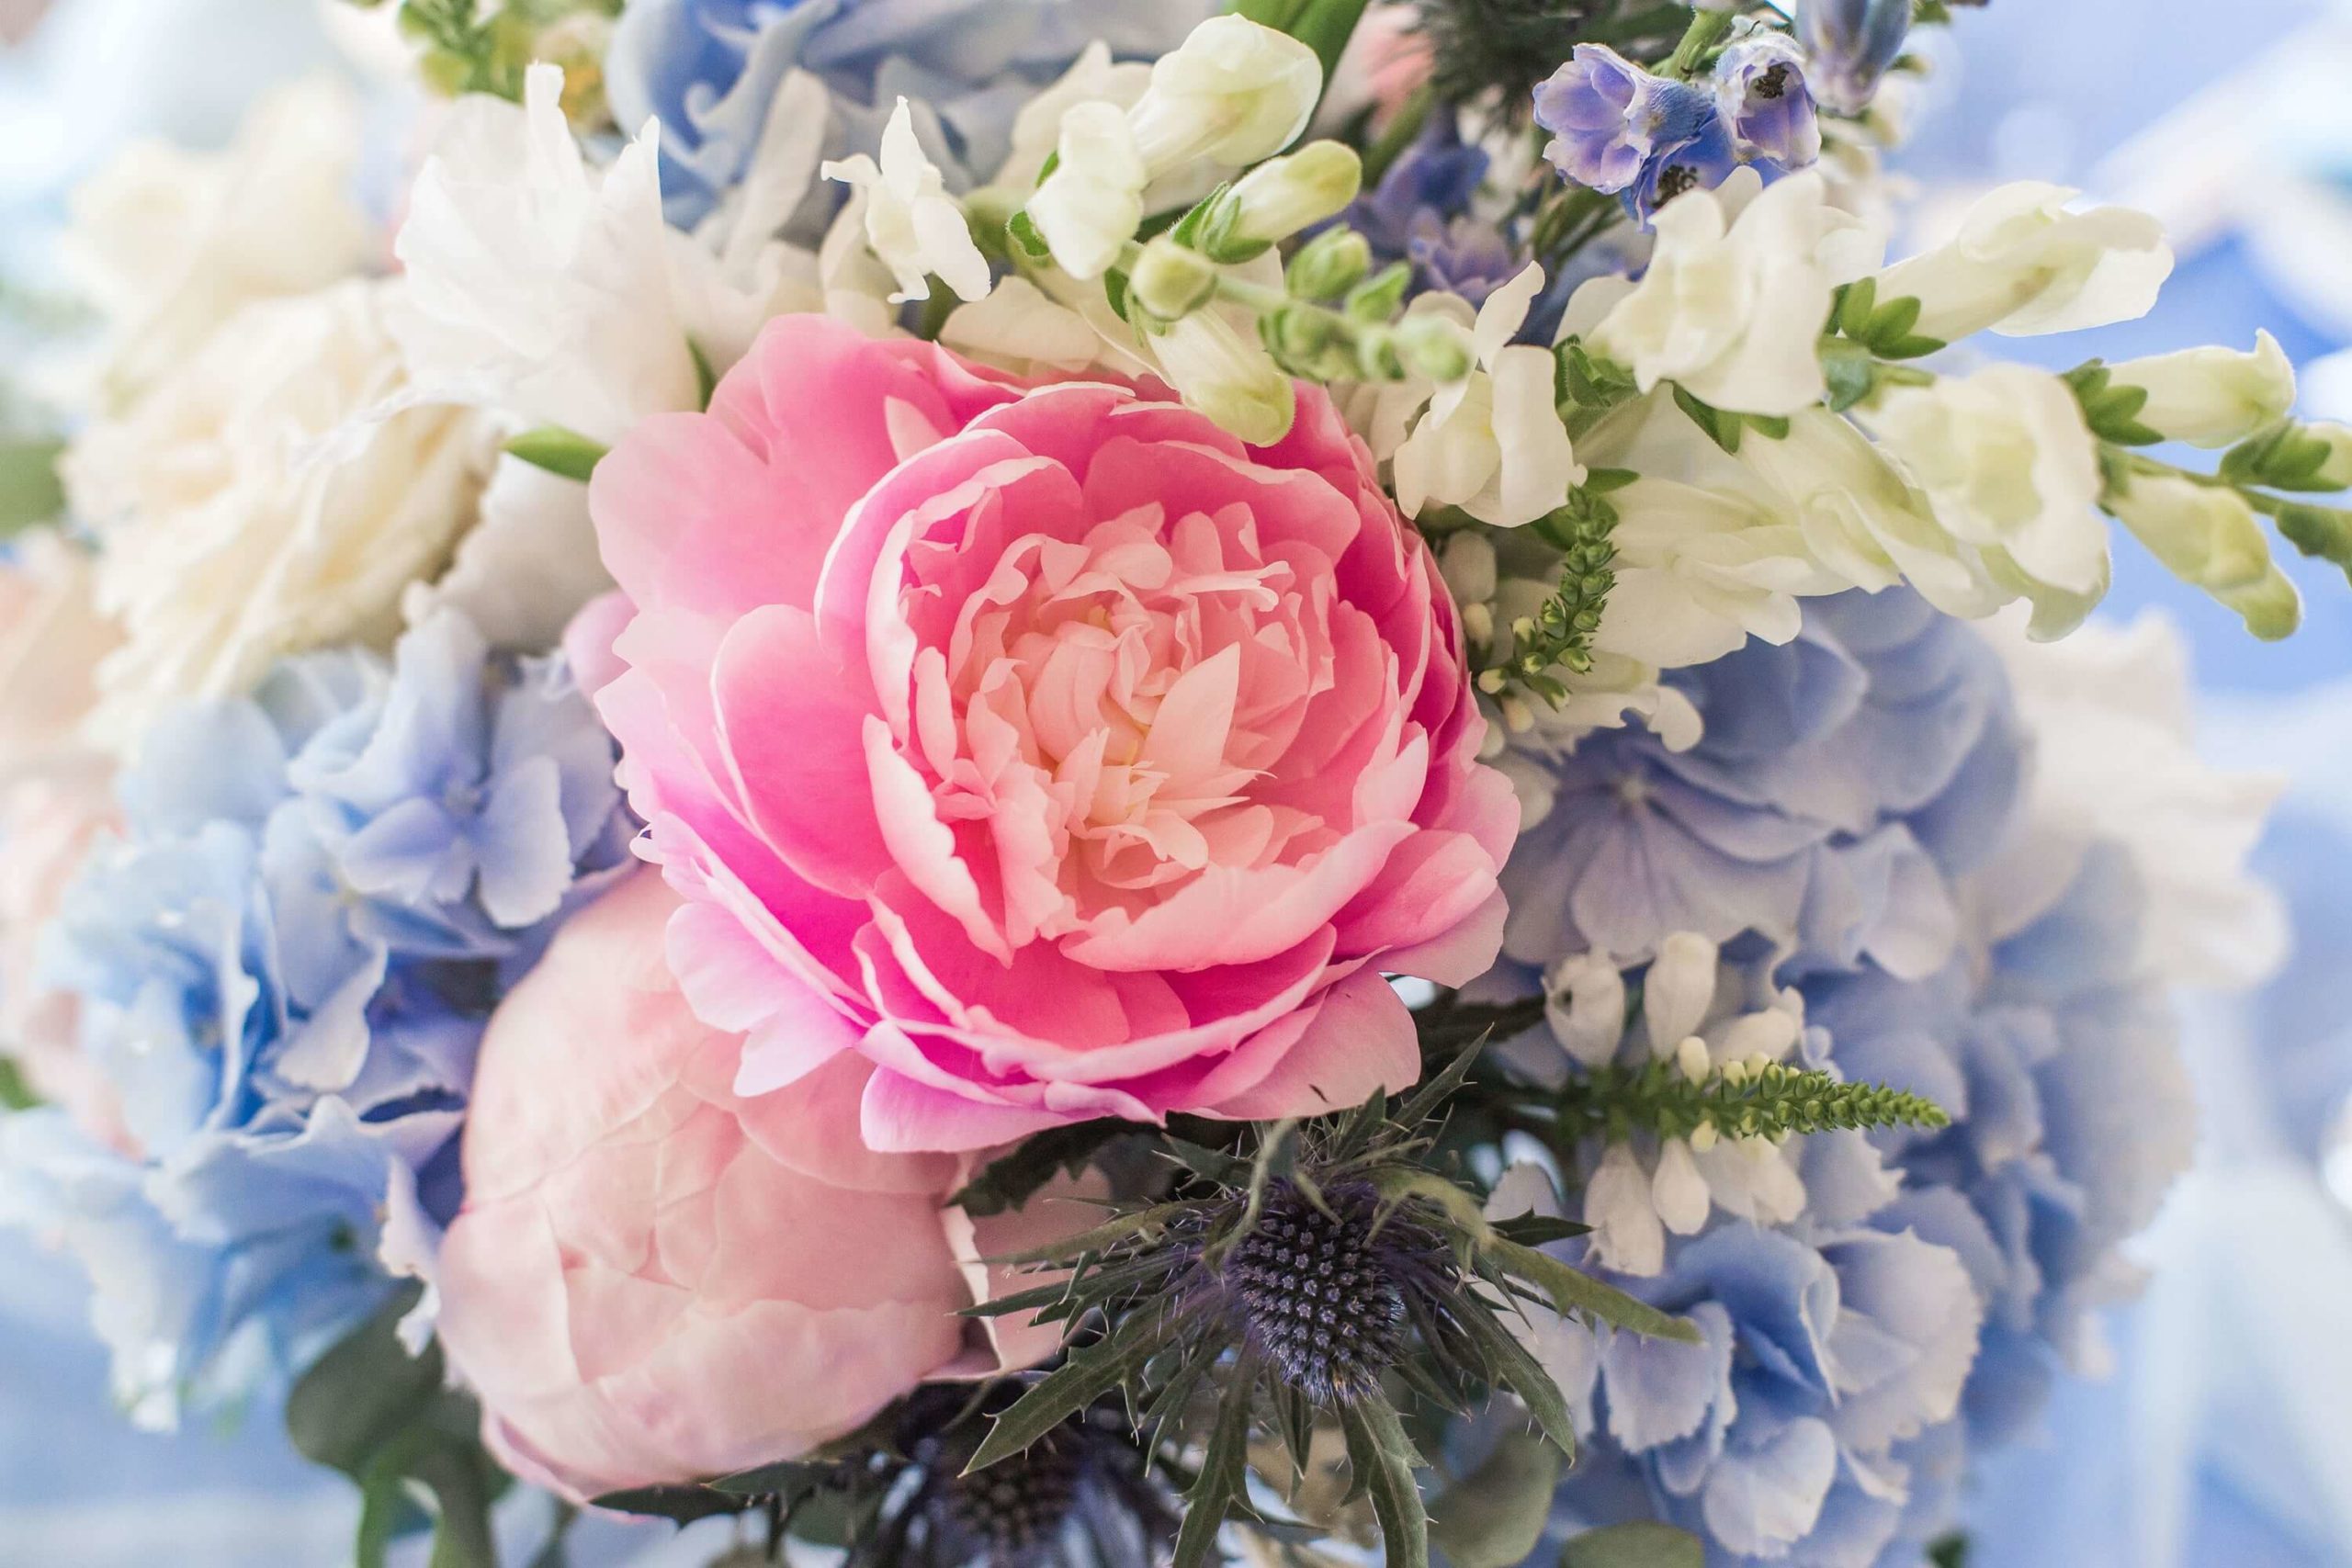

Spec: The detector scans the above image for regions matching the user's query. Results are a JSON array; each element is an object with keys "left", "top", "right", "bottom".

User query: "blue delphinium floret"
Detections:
[
  {"left": 1345, "top": 117, "right": 1521, "bottom": 306},
  {"left": 1713, "top": 32, "right": 1822, "bottom": 168},
  {"left": 605, "top": 0, "right": 1216, "bottom": 230},
  {"left": 1798, "top": 0, "right": 1914, "bottom": 116},
  {"left": 1534, "top": 43, "right": 1743, "bottom": 224},
  {"left": 0, "top": 611, "right": 628, "bottom": 1425}
]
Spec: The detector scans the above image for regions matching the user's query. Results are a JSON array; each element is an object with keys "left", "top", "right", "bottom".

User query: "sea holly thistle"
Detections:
[{"left": 961, "top": 1058, "right": 1696, "bottom": 1568}]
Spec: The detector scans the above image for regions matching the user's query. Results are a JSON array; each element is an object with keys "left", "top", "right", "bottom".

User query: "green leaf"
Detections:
[
  {"left": 1428, "top": 1428, "right": 1563, "bottom": 1568},
  {"left": 967, "top": 1309, "right": 1173, "bottom": 1473},
  {"left": 285, "top": 1286, "right": 446, "bottom": 1479},
  {"left": 503, "top": 425, "right": 609, "bottom": 483},
  {"left": 1453, "top": 1291, "right": 1577, "bottom": 1460},
  {"left": 1670, "top": 385, "right": 1742, "bottom": 454},
  {"left": 1560, "top": 1521, "right": 1705, "bottom": 1568},
  {"left": 0, "top": 1056, "right": 39, "bottom": 1111},
  {"left": 586, "top": 1485, "right": 748, "bottom": 1526},
  {"left": 1927, "top": 1532, "right": 1971, "bottom": 1568},
  {"left": 1339, "top": 1397, "right": 1429, "bottom": 1568},
  {"left": 979, "top": 1201, "right": 1192, "bottom": 1268},
  {"left": 1230, "top": 0, "right": 1372, "bottom": 106},
  {"left": 0, "top": 438, "right": 65, "bottom": 536},
  {"left": 1492, "top": 1213, "right": 1591, "bottom": 1247},
  {"left": 1484, "top": 1237, "right": 1700, "bottom": 1344},
  {"left": 688, "top": 339, "right": 719, "bottom": 410},
  {"left": 1835, "top": 277, "right": 1878, "bottom": 342},
  {"left": 949, "top": 1120, "right": 1133, "bottom": 1217},
  {"left": 1171, "top": 1353, "right": 1259, "bottom": 1568},
  {"left": 709, "top": 1457, "right": 837, "bottom": 1497}
]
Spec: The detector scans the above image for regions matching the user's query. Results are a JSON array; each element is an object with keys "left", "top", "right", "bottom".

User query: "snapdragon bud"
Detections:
[
  {"left": 1393, "top": 312, "right": 1476, "bottom": 383},
  {"left": 1200, "top": 142, "right": 1363, "bottom": 262},
  {"left": 2107, "top": 331, "right": 2296, "bottom": 449},
  {"left": 1127, "top": 237, "right": 1219, "bottom": 321},
  {"left": 1148, "top": 310, "right": 1296, "bottom": 446},
  {"left": 2109, "top": 471, "right": 2302, "bottom": 639},
  {"left": 2308, "top": 422, "right": 2352, "bottom": 489},
  {"left": 1287, "top": 226, "right": 1374, "bottom": 302},
  {"left": 1126, "top": 16, "right": 1322, "bottom": 174}
]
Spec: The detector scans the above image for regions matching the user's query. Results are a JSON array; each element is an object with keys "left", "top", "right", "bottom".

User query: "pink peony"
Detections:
[
  {"left": 437, "top": 869, "right": 1089, "bottom": 1502},
  {"left": 580, "top": 314, "right": 1515, "bottom": 1153}
]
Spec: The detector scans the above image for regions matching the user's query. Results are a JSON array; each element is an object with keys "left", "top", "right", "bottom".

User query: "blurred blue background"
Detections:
[{"left": 6, "top": 0, "right": 2352, "bottom": 1562}]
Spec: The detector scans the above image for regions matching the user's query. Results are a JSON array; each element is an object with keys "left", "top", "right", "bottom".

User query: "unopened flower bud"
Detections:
[
  {"left": 2309, "top": 422, "right": 2352, "bottom": 489},
  {"left": 1395, "top": 313, "right": 1476, "bottom": 383},
  {"left": 2107, "top": 331, "right": 2295, "bottom": 449},
  {"left": 1127, "top": 237, "right": 1220, "bottom": 321},
  {"left": 1265, "top": 304, "right": 1341, "bottom": 374},
  {"left": 1204, "top": 142, "right": 1363, "bottom": 261},
  {"left": 2109, "top": 471, "right": 2271, "bottom": 591},
  {"left": 2217, "top": 564, "right": 2304, "bottom": 641},
  {"left": 1126, "top": 16, "right": 1322, "bottom": 174},
  {"left": 1675, "top": 1034, "right": 1711, "bottom": 1082},
  {"left": 1148, "top": 310, "right": 1295, "bottom": 446},
  {"left": 1689, "top": 1120, "right": 1721, "bottom": 1154},
  {"left": 1544, "top": 950, "right": 1627, "bottom": 1067},
  {"left": 1288, "top": 227, "right": 1374, "bottom": 302}
]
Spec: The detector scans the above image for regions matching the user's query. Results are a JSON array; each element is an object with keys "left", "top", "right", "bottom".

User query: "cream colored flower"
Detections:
[
  {"left": 61, "top": 76, "right": 370, "bottom": 412},
  {"left": 1393, "top": 265, "right": 1581, "bottom": 526},
  {"left": 821, "top": 98, "right": 992, "bottom": 306},
  {"left": 1874, "top": 181, "right": 2173, "bottom": 342},
  {"left": 1860, "top": 366, "right": 2110, "bottom": 634},
  {"left": 1579, "top": 168, "right": 1869, "bottom": 418},
  {"left": 2107, "top": 330, "right": 2296, "bottom": 449},
  {"left": 66, "top": 280, "right": 492, "bottom": 752}
]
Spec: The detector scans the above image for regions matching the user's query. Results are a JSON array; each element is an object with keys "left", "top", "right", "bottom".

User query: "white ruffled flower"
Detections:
[
  {"left": 1028, "top": 15, "right": 1320, "bottom": 279},
  {"left": 1394, "top": 265, "right": 1583, "bottom": 527},
  {"left": 1860, "top": 366, "right": 2110, "bottom": 636},
  {"left": 1981, "top": 609, "right": 2288, "bottom": 988},
  {"left": 822, "top": 98, "right": 992, "bottom": 306},
  {"left": 1874, "top": 181, "right": 2174, "bottom": 343},
  {"left": 395, "top": 62, "right": 820, "bottom": 446},
  {"left": 2106, "top": 330, "right": 2296, "bottom": 449},
  {"left": 61, "top": 76, "right": 370, "bottom": 411},
  {"left": 1574, "top": 168, "right": 1874, "bottom": 418},
  {"left": 66, "top": 279, "right": 492, "bottom": 752}
]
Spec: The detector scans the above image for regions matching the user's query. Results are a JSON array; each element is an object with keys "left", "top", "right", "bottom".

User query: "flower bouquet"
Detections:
[{"left": 0, "top": 0, "right": 2324, "bottom": 1563}]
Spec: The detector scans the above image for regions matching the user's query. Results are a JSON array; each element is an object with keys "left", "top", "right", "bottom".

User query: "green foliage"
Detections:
[
  {"left": 358, "top": 0, "right": 616, "bottom": 102},
  {"left": 1428, "top": 1427, "right": 1563, "bottom": 1568},
  {"left": 947, "top": 1119, "right": 1139, "bottom": 1216},
  {"left": 503, "top": 425, "right": 610, "bottom": 483},
  {"left": 1928, "top": 1533, "right": 1972, "bottom": 1568},
  {"left": 2221, "top": 421, "right": 2346, "bottom": 492},
  {"left": 1834, "top": 277, "right": 1947, "bottom": 362},
  {"left": 2062, "top": 362, "right": 2165, "bottom": 446},
  {"left": 0, "top": 1056, "right": 38, "bottom": 1111},
  {"left": 1510, "top": 482, "right": 1624, "bottom": 697},
  {"left": 0, "top": 438, "right": 65, "bottom": 537},
  {"left": 1563, "top": 1056, "right": 1951, "bottom": 1145},
  {"left": 287, "top": 1285, "right": 507, "bottom": 1568},
  {"left": 1670, "top": 385, "right": 1790, "bottom": 456},
  {"left": 1561, "top": 1520, "right": 1706, "bottom": 1568},
  {"left": 1410, "top": 0, "right": 1692, "bottom": 112}
]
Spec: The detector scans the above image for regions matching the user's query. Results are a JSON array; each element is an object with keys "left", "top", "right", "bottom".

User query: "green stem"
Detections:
[{"left": 1665, "top": 6, "right": 1737, "bottom": 77}]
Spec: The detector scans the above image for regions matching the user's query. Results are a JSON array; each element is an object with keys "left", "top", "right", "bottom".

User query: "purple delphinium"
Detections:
[
  {"left": 1534, "top": 43, "right": 1714, "bottom": 197},
  {"left": 1713, "top": 31, "right": 1822, "bottom": 167},
  {"left": 1623, "top": 110, "right": 1742, "bottom": 224},
  {"left": 1799, "top": 0, "right": 1914, "bottom": 115}
]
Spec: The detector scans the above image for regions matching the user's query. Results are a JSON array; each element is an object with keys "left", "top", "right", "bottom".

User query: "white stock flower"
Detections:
[
  {"left": 65, "top": 280, "right": 491, "bottom": 752},
  {"left": 1028, "top": 16, "right": 1319, "bottom": 280},
  {"left": 1544, "top": 950, "right": 1628, "bottom": 1067},
  {"left": 1579, "top": 169, "right": 1866, "bottom": 418},
  {"left": 395, "top": 62, "right": 818, "bottom": 446},
  {"left": 1981, "top": 609, "right": 2288, "bottom": 987},
  {"left": 1394, "top": 266, "right": 1582, "bottom": 526},
  {"left": 822, "top": 98, "right": 992, "bottom": 305},
  {"left": 1644, "top": 931, "right": 1720, "bottom": 1055},
  {"left": 1860, "top": 366, "right": 2110, "bottom": 635},
  {"left": 1874, "top": 181, "right": 2174, "bottom": 343},
  {"left": 61, "top": 76, "right": 370, "bottom": 411},
  {"left": 2107, "top": 330, "right": 2296, "bottom": 449}
]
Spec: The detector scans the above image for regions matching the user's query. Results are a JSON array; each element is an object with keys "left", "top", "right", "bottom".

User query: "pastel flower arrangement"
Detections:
[{"left": 0, "top": 2, "right": 2316, "bottom": 1565}]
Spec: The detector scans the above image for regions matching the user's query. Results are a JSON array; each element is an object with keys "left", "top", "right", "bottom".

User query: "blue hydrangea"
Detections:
[
  {"left": 1501, "top": 591, "right": 2023, "bottom": 978},
  {"left": 605, "top": 0, "right": 1217, "bottom": 229},
  {"left": 0, "top": 612, "right": 628, "bottom": 1424},
  {"left": 1502, "top": 592, "right": 2194, "bottom": 1567}
]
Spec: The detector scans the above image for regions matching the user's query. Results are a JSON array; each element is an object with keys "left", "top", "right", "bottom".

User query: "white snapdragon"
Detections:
[
  {"left": 65, "top": 280, "right": 491, "bottom": 751},
  {"left": 1394, "top": 265, "right": 1583, "bottom": 526},
  {"left": 2103, "top": 471, "right": 2301, "bottom": 639},
  {"left": 1028, "top": 16, "right": 1320, "bottom": 279},
  {"left": 1544, "top": 951, "right": 1627, "bottom": 1068},
  {"left": 1860, "top": 366, "right": 2111, "bottom": 636},
  {"left": 395, "top": 62, "right": 818, "bottom": 446},
  {"left": 2106, "top": 331, "right": 2296, "bottom": 449},
  {"left": 1574, "top": 169, "right": 1873, "bottom": 418},
  {"left": 1206, "top": 141, "right": 1364, "bottom": 254},
  {"left": 61, "top": 76, "right": 370, "bottom": 411},
  {"left": 994, "top": 41, "right": 1154, "bottom": 192},
  {"left": 1873, "top": 181, "right": 2174, "bottom": 343},
  {"left": 822, "top": 99, "right": 992, "bottom": 306}
]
